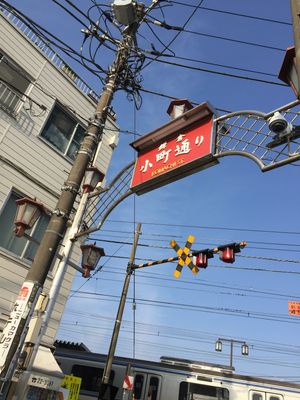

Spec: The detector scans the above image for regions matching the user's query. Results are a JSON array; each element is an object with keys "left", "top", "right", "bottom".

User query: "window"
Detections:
[
  {"left": 134, "top": 374, "right": 145, "bottom": 399},
  {"left": 252, "top": 394, "right": 263, "bottom": 400},
  {"left": 0, "top": 51, "right": 30, "bottom": 115},
  {"left": 71, "top": 364, "right": 114, "bottom": 392},
  {"left": 147, "top": 376, "right": 159, "bottom": 400},
  {"left": 185, "top": 383, "right": 229, "bottom": 400},
  {"left": 0, "top": 191, "right": 49, "bottom": 261},
  {"left": 40, "top": 104, "right": 85, "bottom": 160}
]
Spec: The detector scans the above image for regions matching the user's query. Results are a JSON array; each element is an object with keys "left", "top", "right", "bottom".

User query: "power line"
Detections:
[
  {"left": 69, "top": 291, "right": 300, "bottom": 324},
  {"left": 170, "top": 1, "right": 292, "bottom": 26},
  {"left": 168, "top": 54, "right": 277, "bottom": 78},
  {"left": 86, "top": 267, "right": 300, "bottom": 301},
  {"left": 180, "top": 28, "right": 285, "bottom": 52},
  {"left": 106, "top": 219, "right": 300, "bottom": 236},
  {"left": 90, "top": 236, "right": 300, "bottom": 255},
  {"left": 144, "top": 56, "right": 287, "bottom": 86}
]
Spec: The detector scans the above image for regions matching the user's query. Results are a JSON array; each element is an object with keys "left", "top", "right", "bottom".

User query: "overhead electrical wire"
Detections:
[
  {"left": 68, "top": 291, "right": 300, "bottom": 325},
  {"left": 169, "top": 1, "right": 292, "bottom": 26},
  {"left": 144, "top": 56, "right": 287, "bottom": 86},
  {"left": 141, "top": 0, "right": 205, "bottom": 71},
  {"left": 64, "top": 309, "right": 300, "bottom": 353},
  {"left": 89, "top": 236, "right": 300, "bottom": 255},
  {"left": 106, "top": 219, "right": 300, "bottom": 236},
  {"left": 178, "top": 28, "right": 286, "bottom": 52}
]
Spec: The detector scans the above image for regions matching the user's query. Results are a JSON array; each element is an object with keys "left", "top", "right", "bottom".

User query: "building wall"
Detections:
[{"left": 0, "top": 12, "right": 119, "bottom": 345}]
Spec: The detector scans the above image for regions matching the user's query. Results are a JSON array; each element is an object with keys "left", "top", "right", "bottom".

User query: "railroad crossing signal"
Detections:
[{"left": 170, "top": 235, "right": 199, "bottom": 278}]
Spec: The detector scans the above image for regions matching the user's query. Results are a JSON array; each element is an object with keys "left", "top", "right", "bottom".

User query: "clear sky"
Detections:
[{"left": 6, "top": 0, "right": 300, "bottom": 381}]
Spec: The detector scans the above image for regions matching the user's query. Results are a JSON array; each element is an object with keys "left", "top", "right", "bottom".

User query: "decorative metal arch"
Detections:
[
  {"left": 76, "top": 99, "right": 300, "bottom": 237},
  {"left": 75, "top": 161, "right": 135, "bottom": 238},
  {"left": 215, "top": 99, "right": 300, "bottom": 171}
]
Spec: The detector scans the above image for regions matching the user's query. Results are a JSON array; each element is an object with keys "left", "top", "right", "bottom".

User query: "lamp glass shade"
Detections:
[
  {"left": 219, "top": 247, "right": 235, "bottom": 263},
  {"left": 241, "top": 343, "right": 249, "bottom": 356},
  {"left": 15, "top": 198, "right": 43, "bottom": 229},
  {"left": 215, "top": 340, "right": 222, "bottom": 352},
  {"left": 83, "top": 167, "right": 105, "bottom": 192},
  {"left": 81, "top": 244, "right": 105, "bottom": 269}
]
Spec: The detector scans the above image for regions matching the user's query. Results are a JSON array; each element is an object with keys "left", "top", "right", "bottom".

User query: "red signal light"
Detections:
[
  {"left": 195, "top": 252, "right": 208, "bottom": 268},
  {"left": 219, "top": 246, "right": 235, "bottom": 263}
]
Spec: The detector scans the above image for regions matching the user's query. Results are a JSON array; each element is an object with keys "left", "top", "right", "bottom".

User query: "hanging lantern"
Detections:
[
  {"left": 82, "top": 167, "right": 105, "bottom": 193},
  {"left": 14, "top": 197, "right": 45, "bottom": 237},
  {"left": 80, "top": 243, "right": 105, "bottom": 278}
]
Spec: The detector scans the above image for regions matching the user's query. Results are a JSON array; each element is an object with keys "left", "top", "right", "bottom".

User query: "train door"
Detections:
[
  {"left": 249, "top": 391, "right": 283, "bottom": 400},
  {"left": 133, "top": 373, "right": 161, "bottom": 400}
]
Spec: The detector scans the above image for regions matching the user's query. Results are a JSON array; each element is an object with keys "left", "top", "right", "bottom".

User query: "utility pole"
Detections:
[
  {"left": 0, "top": 6, "right": 141, "bottom": 396},
  {"left": 98, "top": 223, "right": 141, "bottom": 400},
  {"left": 291, "top": 0, "right": 300, "bottom": 97}
]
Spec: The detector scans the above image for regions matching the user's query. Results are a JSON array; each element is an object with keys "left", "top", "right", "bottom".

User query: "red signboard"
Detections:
[
  {"left": 130, "top": 102, "right": 218, "bottom": 194},
  {"left": 288, "top": 301, "right": 300, "bottom": 316}
]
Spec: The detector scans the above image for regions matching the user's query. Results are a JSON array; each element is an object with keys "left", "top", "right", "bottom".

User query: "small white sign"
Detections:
[{"left": 28, "top": 373, "right": 57, "bottom": 389}]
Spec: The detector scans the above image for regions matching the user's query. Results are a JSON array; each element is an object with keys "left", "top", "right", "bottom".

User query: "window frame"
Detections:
[
  {"left": 39, "top": 102, "right": 86, "bottom": 161},
  {"left": 0, "top": 189, "right": 50, "bottom": 263},
  {"left": 0, "top": 50, "right": 32, "bottom": 116}
]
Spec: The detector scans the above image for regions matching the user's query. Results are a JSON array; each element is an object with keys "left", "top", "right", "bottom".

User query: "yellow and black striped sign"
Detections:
[{"left": 170, "top": 235, "right": 199, "bottom": 278}]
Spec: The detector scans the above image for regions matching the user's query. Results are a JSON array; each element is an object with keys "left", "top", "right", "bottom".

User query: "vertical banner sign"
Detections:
[
  {"left": 0, "top": 281, "right": 34, "bottom": 374},
  {"left": 130, "top": 102, "right": 218, "bottom": 195}
]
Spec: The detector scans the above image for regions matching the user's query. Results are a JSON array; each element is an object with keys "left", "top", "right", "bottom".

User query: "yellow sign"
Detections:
[
  {"left": 61, "top": 375, "right": 82, "bottom": 400},
  {"left": 170, "top": 235, "right": 198, "bottom": 278}
]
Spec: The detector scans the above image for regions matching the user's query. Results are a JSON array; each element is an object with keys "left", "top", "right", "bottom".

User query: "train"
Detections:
[{"left": 54, "top": 341, "right": 300, "bottom": 400}]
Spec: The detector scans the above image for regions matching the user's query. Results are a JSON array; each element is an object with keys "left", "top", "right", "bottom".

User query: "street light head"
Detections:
[
  {"left": 241, "top": 343, "right": 249, "bottom": 356},
  {"left": 83, "top": 167, "right": 105, "bottom": 193},
  {"left": 14, "top": 197, "right": 45, "bottom": 237},
  {"left": 81, "top": 243, "right": 105, "bottom": 278},
  {"left": 112, "top": 0, "right": 137, "bottom": 26},
  {"left": 215, "top": 339, "right": 222, "bottom": 352}
]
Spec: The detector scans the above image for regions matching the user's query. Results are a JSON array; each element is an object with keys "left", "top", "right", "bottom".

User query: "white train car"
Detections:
[{"left": 54, "top": 342, "right": 300, "bottom": 400}]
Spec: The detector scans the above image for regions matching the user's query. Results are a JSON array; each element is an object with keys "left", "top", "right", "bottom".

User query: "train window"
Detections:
[
  {"left": 178, "top": 382, "right": 188, "bottom": 400},
  {"left": 269, "top": 397, "right": 281, "bottom": 400},
  {"left": 147, "top": 376, "right": 159, "bottom": 400},
  {"left": 189, "top": 383, "right": 229, "bottom": 399},
  {"left": 134, "top": 374, "right": 145, "bottom": 399},
  {"left": 71, "top": 364, "right": 115, "bottom": 392},
  {"left": 252, "top": 394, "right": 263, "bottom": 400}
]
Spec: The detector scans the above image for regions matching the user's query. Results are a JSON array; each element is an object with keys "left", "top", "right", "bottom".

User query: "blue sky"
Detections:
[{"left": 7, "top": 0, "right": 300, "bottom": 380}]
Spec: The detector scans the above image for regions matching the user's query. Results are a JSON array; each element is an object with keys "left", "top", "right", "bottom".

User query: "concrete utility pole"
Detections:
[
  {"left": 0, "top": 7, "right": 140, "bottom": 396},
  {"left": 291, "top": 0, "right": 300, "bottom": 97},
  {"left": 98, "top": 223, "right": 141, "bottom": 400}
]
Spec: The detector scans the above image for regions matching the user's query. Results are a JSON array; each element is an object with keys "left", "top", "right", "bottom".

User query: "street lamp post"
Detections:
[{"left": 215, "top": 338, "right": 249, "bottom": 369}]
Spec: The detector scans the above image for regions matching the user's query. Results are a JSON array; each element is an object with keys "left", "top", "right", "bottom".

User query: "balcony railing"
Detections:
[
  {"left": 0, "top": 81, "right": 23, "bottom": 116},
  {"left": 0, "top": 8, "right": 99, "bottom": 103}
]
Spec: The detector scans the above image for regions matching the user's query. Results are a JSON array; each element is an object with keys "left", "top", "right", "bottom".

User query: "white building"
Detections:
[{"left": 0, "top": 9, "right": 119, "bottom": 399}]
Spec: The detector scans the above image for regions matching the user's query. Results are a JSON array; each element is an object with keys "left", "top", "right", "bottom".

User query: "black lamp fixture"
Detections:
[{"left": 80, "top": 242, "right": 105, "bottom": 278}]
